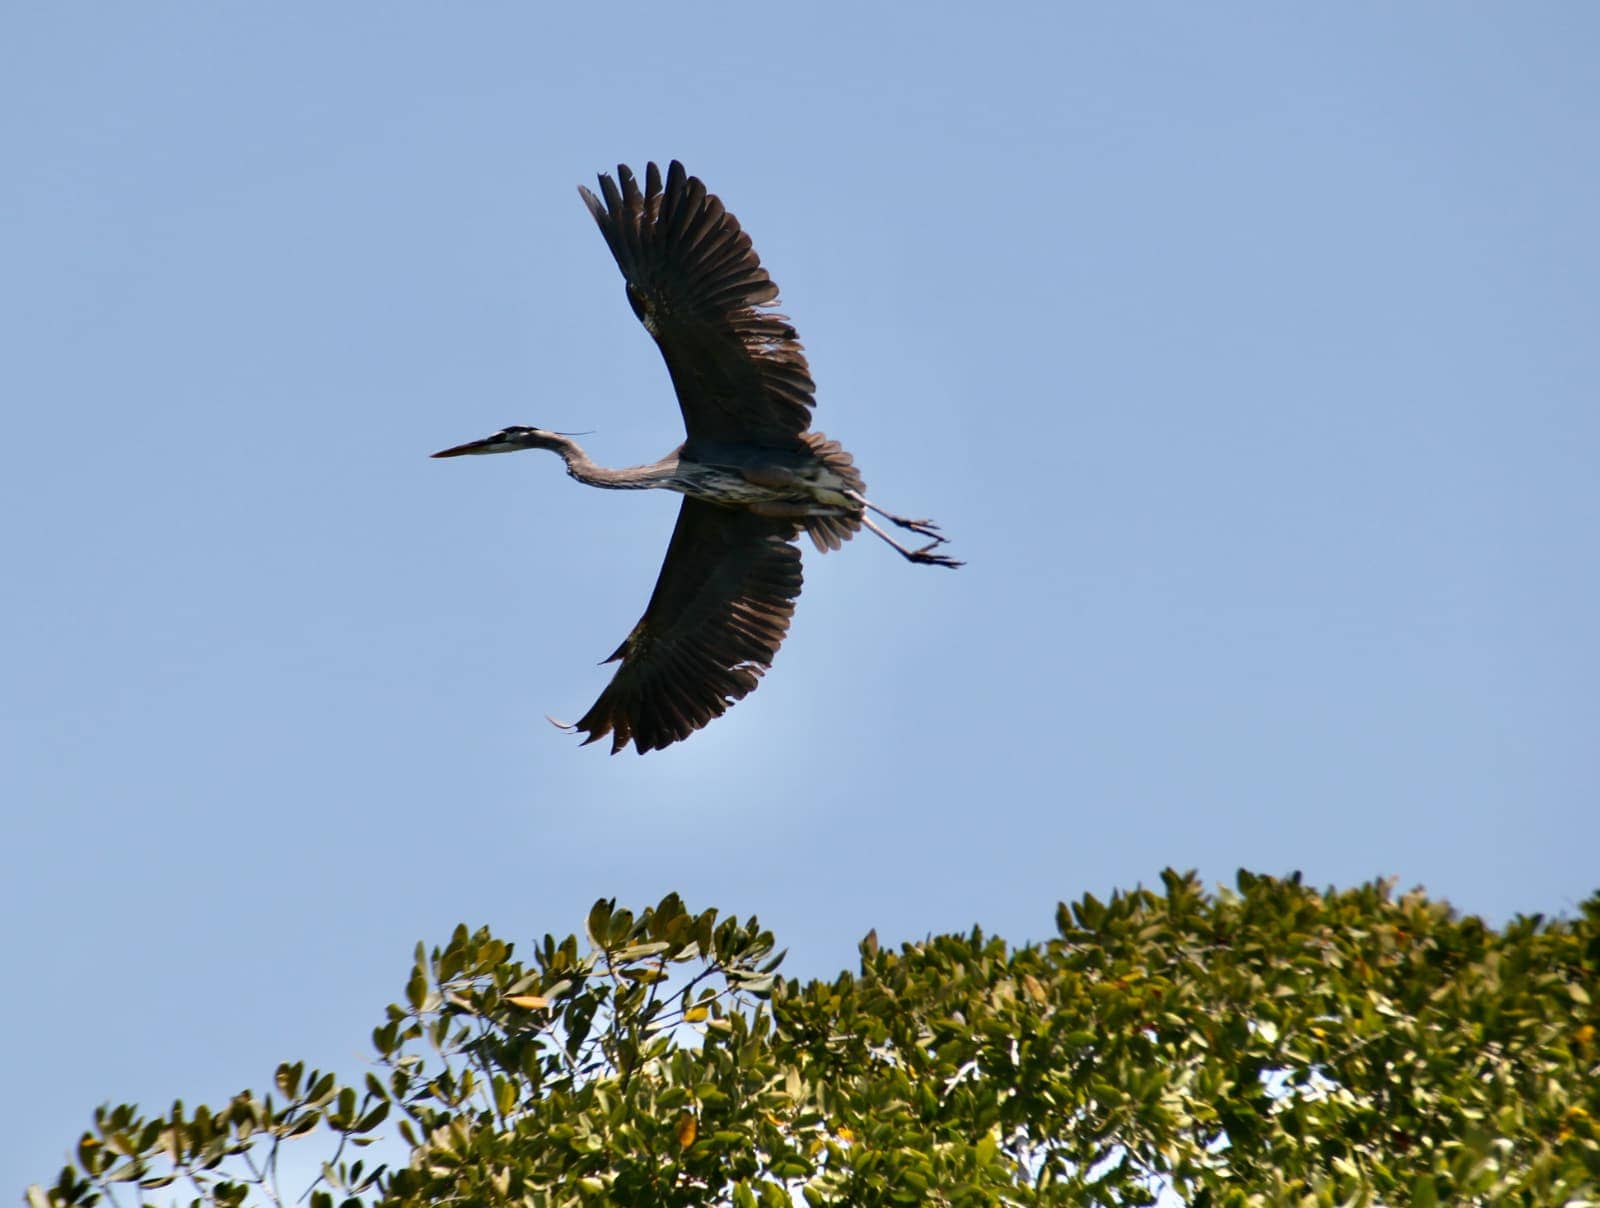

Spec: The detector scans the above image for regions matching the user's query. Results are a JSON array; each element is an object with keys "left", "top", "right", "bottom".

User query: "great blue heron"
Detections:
[{"left": 433, "top": 161, "right": 960, "bottom": 754}]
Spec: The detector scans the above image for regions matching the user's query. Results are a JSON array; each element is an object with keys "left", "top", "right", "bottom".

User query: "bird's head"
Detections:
[{"left": 430, "top": 426, "right": 566, "bottom": 458}]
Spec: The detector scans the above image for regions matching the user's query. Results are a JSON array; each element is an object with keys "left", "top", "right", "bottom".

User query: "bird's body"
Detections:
[
  {"left": 530, "top": 429, "right": 866, "bottom": 534},
  {"left": 434, "top": 161, "right": 958, "bottom": 754}
]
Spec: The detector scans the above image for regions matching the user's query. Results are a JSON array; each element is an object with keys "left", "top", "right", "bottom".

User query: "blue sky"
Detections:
[{"left": 5, "top": 3, "right": 1597, "bottom": 1191}]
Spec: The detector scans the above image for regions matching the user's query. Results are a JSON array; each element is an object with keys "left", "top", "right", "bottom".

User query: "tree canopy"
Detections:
[{"left": 29, "top": 871, "right": 1600, "bottom": 1207}]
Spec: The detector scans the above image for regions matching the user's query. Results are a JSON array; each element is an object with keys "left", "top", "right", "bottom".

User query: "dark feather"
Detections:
[
  {"left": 574, "top": 499, "right": 804, "bottom": 754},
  {"left": 799, "top": 431, "right": 865, "bottom": 552},
  {"left": 578, "top": 161, "right": 816, "bottom": 449}
]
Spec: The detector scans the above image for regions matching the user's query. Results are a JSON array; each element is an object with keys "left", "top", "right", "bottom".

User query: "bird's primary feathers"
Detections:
[
  {"left": 433, "top": 162, "right": 958, "bottom": 754},
  {"left": 580, "top": 161, "right": 814, "bottom": 448}
]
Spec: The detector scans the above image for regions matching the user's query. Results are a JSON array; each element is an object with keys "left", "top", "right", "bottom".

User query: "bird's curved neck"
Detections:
[{"left": 548, "top": 435, "right": 676, "bottom": 490}]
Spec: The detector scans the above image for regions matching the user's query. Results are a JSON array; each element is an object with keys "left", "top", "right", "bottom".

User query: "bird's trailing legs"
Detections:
[
  {"left": 859, "top": 514, "right": 963, "bottom": 567},
  {"left": 845, "top": 489, "right": 961, "bottom": 567},
  {"left": 846, "top": 489, "right": 947, "bottom": 544}
]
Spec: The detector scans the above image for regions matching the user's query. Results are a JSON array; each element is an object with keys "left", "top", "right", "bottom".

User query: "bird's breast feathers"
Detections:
[{"left": 667, "top": 461, "right": 855, "bottom": 510}]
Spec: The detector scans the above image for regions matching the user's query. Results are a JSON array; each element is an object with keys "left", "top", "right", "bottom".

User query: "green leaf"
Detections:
[{"left": 615, "top": 941, "right": 672, "bottom": 960}]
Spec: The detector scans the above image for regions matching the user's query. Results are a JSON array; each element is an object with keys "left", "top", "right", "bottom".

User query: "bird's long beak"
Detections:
[{"left": 431, "top": 436, "right": 504, "bottom": 458}]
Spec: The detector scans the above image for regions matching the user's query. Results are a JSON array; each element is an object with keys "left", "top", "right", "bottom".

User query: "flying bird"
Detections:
[{"left": 433, "top": 161, "right": 959, "bottom": 754}]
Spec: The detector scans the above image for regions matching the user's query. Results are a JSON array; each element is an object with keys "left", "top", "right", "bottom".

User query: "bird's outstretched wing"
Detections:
[
  {"left": 574, "top": 499, "right": 803, "bottom": 754},
  {"left": 578, "top": 161, "right": 815, "bottom": 449}
]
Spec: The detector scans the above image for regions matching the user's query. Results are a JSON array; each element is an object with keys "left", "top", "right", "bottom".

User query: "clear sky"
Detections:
[{"left": 4, "top": 3, "right": 1597, "bottom": 1191}]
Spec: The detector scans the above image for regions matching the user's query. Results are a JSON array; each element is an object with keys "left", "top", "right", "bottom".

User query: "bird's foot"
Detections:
[
  {"left": 888, "top": 515, "right": 948, "bottom": 543},
  {"left": 907, "top": 543, "right": 963, "bottom": 569}
]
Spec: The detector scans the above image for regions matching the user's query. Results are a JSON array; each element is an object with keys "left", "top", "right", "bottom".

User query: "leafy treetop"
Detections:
[{"left": 28, "top": 871, "right": 1600, "bottom": 1207}]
